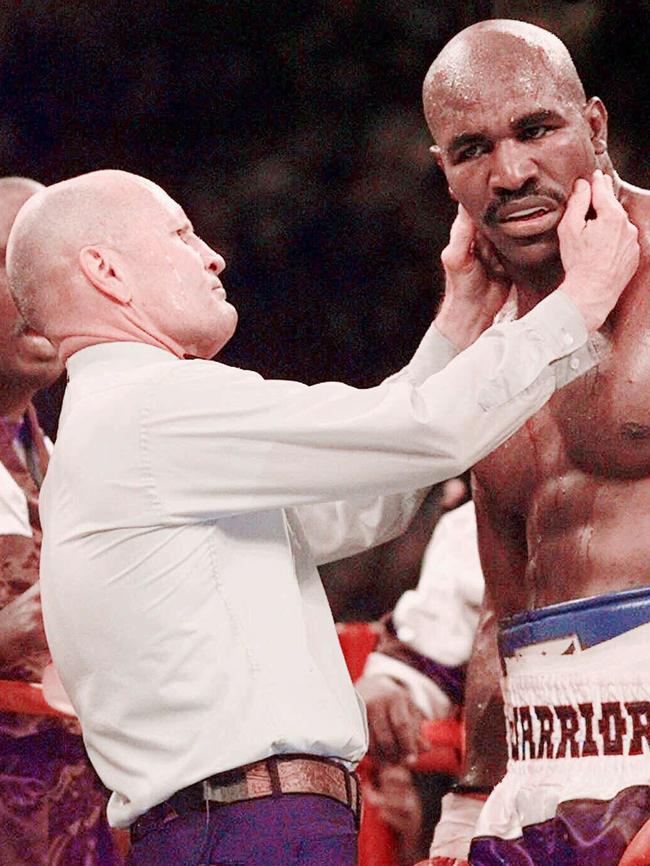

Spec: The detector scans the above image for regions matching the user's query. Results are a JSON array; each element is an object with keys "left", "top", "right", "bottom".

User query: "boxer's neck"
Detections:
[{"left": 508, "top": 256, "right": 565, "bottom": 318}]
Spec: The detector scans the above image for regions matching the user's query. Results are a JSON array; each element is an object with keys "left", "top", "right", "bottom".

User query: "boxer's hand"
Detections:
[
  {"left": 0, "top": 583, "right": 47, "bottom": 665},
  {"left": 559, "top": 169, "right": 640, "bottom": 332},
  {"left": 434, "top": 205, "right": 511, "bottom": 350},
  {"left": 356, "top": 673, "right": 430, "bottom": 764}
]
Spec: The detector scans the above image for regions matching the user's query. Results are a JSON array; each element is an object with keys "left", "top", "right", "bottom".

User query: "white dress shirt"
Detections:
[{"left": 39, "top": 289, "right": 596, "bottom": 827}]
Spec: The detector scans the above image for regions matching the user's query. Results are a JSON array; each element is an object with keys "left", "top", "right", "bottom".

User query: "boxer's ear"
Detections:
[
  {"left": 585, "top": 97, "right": 608, "bottom": 154},
  {"left": 430, "top": 144, "right": 457, "bottom": 200},
  {"left": 430, "top": 143, "right": 444, "bottom": 171},
  {"left": 79, "top": 246, "right": 132, "bottom": 304}
]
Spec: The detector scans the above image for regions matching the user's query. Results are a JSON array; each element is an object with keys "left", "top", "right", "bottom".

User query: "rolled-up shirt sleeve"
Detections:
[{"left": 148, "top": 288, "right": 598, "bottom": 522}]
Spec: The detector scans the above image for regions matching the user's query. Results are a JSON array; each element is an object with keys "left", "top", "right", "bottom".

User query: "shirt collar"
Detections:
[{"left": 66, "top": 342, "right": 180, "bottom": 379}]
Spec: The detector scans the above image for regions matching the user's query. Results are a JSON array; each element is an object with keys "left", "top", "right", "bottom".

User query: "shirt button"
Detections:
[
  {"left": 562, "top": 332, "right": 574, "bottom": 347},
  {"left": 570, "top": 357, "right": 580, "bottom": 371}
]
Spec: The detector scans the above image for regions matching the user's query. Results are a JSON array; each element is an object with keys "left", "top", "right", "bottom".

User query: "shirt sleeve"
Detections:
[
  {"left": 384, "top": 321, "right": 459, "bottom": 386},
  {"left": 148, "top": 289, "right": 597, "bottom": 522},
  {"left": 286, "top": 488, "right": 429, "bottom": 566},
  {"left": 390, "top": 500, "right": 484, "bottom": 666},
  {"left": 279, "top": 325, "right": 457, "bottom": 563}
]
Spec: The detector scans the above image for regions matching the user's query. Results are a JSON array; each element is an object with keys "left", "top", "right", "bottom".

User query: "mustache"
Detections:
[{"left": 483, "top": 181, "right": 566, "bottom": 227}]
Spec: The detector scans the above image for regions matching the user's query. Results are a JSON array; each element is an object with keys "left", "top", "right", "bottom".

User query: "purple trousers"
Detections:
[{"left": 126, "top": 793, "right": 357, "bottom": 866}]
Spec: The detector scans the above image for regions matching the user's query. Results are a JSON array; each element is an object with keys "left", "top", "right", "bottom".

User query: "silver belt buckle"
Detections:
[{"left": 202, "top": 777, "right": 238, "bottom": 804}]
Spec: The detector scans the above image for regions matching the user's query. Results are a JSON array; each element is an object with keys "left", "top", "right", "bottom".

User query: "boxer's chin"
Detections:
[{"left": 497, "top": 231, "right": 561, "bottom": 271}]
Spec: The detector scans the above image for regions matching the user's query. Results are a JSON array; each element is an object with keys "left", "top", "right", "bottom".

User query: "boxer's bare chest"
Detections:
[
  {"left": 473, "top": 244, "right": 650, "bottom": 606},
  {"left": 476, "top": 293, "right": 650, "bottom": 505}
]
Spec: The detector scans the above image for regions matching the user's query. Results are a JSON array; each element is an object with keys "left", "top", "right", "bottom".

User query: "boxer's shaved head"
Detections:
[
  {"left": 421, "top": 20, "right": 606, "bottom": 276},
  {"left": 423, "top": 19, "right": 586, "bottom": 137}
]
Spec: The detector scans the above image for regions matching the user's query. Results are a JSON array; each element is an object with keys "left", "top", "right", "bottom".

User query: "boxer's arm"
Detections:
[{"left": 460, "top": 599, "right": 508, "bottom": 789}]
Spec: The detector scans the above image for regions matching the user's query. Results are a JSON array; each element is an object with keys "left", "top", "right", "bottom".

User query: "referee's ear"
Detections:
[{"left": 79, "top": 245, "right": 132, "bottom": 304}]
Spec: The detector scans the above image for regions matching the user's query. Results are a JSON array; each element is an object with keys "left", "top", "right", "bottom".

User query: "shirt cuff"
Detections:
[
  {"left": 519, "top": 287, "right": 589, "bottom": 356},
  {"left": 476, "top": 289, "right": 597, "bottom": 411},
  {"left": 428, "top": 323, "right": 460, "bottom": 363},
  {"left": 388, "top": 322, "right": 459, "bottom": 387}
]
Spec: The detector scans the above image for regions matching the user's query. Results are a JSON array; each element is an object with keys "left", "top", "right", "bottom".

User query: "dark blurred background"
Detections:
[{"left": 8, "top": 0, "right": 647, "bottom": 617}]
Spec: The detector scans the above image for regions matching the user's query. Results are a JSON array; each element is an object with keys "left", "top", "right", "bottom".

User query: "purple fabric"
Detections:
[
  {"left": 386, "top": 616, "right": 466, "bottom": 705},
  {"left": 126, "top": 793, "right": 357, "bottom": 866},
  {"left": 469, "top": 784, "right": 650, "bottom": 865},
  {"left": 0, "top": 726, "right": 122, "bottom": 866}
]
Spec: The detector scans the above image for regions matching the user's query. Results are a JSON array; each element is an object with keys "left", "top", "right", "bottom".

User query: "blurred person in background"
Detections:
[
  {"left": 357, "top": 482, "right": 483, "bottom": 866},
  {"left": 358, "top": 482, "right": 479, "bottom": 768},
  {"left": 365, "top": 763, "right": 436, "bottom": 866},
  {"left": 0, "top": 176, "right": 120, "bottom": 866}
]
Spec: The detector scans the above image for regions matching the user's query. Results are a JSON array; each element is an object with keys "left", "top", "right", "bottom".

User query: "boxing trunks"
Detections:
[{"left": 469, "top": 587, "right": 650, "bottom": 865}]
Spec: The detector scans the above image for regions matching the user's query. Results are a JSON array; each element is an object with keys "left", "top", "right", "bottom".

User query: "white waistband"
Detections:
[{"left": 503, "top": 621, "right": 650, "bottom": 764}]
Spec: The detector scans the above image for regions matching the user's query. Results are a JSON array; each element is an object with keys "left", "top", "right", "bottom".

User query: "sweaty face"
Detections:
[
  {"left": 429, "top": 72, "right": 600, "bottom": 271},
  {"left": 123, "top": 184, "right": 237, "bottom": 359},
  {"left": 0, "top": 188, "right": 62, "bottom": 391}
]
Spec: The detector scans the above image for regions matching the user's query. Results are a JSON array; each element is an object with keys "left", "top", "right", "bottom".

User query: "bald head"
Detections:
[
  {"left": 421, "top": 20, "right": 609, "bottom": 275},
  {"left": 7, "top": 168, "right": 234, "bottom": 363},
  {"left": 7, "top": 169, "right": 176, "bottom": 332},
  {"left": 423, "top": 20, "right": 586, "bottom": 135}
]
